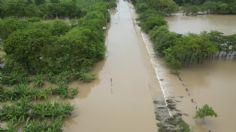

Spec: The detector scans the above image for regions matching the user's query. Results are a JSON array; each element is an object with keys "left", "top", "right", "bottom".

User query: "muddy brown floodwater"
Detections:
[
  {"left": 64, "top": 0, "right": 163, "bottom": 132},
  {"left": 165, "top": 14, "right": 236, "bottom": 132},
  {"left": 166, "top": 13, "right": 236, "bottom": 35}
]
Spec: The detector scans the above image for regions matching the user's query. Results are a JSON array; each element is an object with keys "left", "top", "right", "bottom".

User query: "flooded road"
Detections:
[
  {"left": 166, "top": 13, "right": 236, "bottom": 35},
  {"left": 65, "top": 0, "right": 162, "bottom": 132},
  {"left": 165, "top": 14, "right": 236, "bottom": 131}
]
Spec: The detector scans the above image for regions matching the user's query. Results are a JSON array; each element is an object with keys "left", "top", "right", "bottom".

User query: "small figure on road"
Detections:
[{"left": 110, "top": 78, "right": 113, "bottom": 86}]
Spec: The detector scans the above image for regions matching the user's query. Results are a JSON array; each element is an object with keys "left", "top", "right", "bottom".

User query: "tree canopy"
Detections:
[
  {"left": 0, "top": 0, "right": 114, "bottom": 85},
  {"left": 0, "top": 0, "right": 82, "bottom": 18},
  {"left": 174, "top": 0, "right": 236, "bottom": 15},
  {"left": 133, "top": 0, "right": 236, "bottom": 71},
  {"left": 0, "top": 0, "right": 116, "bottom": 131}
]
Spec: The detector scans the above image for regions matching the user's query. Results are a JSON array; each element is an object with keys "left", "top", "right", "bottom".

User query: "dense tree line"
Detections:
[
  {"left": 133, "top": 0, "right": 178, "bottom": 15},
  {"left": 0, "top": 0, "right": 116, "bottom": 131},
  {"left": 174, "top": 0, "right": 236, "bottom": 5},
  {"left": 0, "top": 1, "right": 113, "bottom": 85},
  {"left": 133, "top": 0, "right": 236, "bottom": 71},
  {"left": 0, "top": 0, "right": 82, "bottom": 18},
  {"left": 174, "top": 0, "right": 236, "bottom": 15}
]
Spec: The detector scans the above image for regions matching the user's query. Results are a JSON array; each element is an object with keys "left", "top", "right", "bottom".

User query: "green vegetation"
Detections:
[
  {"left": 0, "top": 44, "right": 5, "bottom": 63},
  {"left": 133, "top": 0, "right": 178, "bottom": 15},
  {"left": 0, "top": 1, "right": 115, "bottom": 86},
  {"left": 0, "top": 0, "right": 82, "bottom": 18},
  {"left": 195, "top": 104, "right": 218, "bottom": 119},
  {"left": 0, "top": 99, "right": 72, "bottom": 131},
  {"left": 0, "top": 84, "right": 78, "bottom": 102},
  {"left": 133, "top": 0, "right": 236, "bottom": 71},
  {"left": 174, "top": 0, "right": 236, "bottom": 15},
  {"left": 0, "top": 0, "right": 116, "bottom": 131}
]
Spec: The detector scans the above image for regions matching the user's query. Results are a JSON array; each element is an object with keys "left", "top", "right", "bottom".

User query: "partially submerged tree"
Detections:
[{"left": 195, "top": 104, "right": 217, "bottom": 120}]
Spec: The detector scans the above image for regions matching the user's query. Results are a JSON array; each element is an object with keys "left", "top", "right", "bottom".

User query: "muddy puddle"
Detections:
[{"left": 64, "top": 0, "right": 163, "bottom": 132}]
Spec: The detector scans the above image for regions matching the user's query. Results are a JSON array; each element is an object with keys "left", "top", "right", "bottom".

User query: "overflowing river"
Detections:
[
  {"left": 165, "top": 14, "right": 236, "bottom": 132},
  {"left": 64, "top": 0, "right": 163, "bottom": 132},
  {"left": 166, "top": 13, "right": 236, "bottom": 35},
  {"left": 64, "top": 2, "right": 236, "bottom": 132}
]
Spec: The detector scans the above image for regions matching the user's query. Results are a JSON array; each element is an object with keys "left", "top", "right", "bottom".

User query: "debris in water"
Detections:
[{"left": 153, "top": 98, "right": 191, "bottom": 132}]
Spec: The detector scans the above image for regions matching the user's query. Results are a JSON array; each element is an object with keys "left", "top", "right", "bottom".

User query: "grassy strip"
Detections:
[
  {"left": 0, "top": 99, "right": 73, "bottom": 131},
  {"left": 0, "top": 84, "right": 78, "bottom": 102},
  {"left": 1, "top": 119, "right": 64, "bottom": 132},
  {"left": 0, "top": 101, "right": 73, "bottom": 122},
  {"left": 24, "top": 119, "right": 64, "bottom": 132}
]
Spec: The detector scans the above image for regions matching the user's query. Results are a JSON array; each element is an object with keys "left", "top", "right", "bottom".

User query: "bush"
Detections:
[
  {"left": 149, "top": 26, "right": 180, "bottom": 56},
  {"left": 0, "top": 0, "right": 82, "bottom": 18},
  {"left": 4, "top": 27, "right": 55, "bottom": 74},
  {"left": 1, "top": 3, "right": 108, "bottom": 83},
  {"left": 24, "top": 119, "right": 63, "bottom": 132},
  {"left": 33, "top": 74, "right": 44, "bottom": 87},
  {"left": 0, "top": 17, "right": 30, "bottom": 40},
  {"left": 195, "top": 104, "right": 218, "bottom": 119},
  {"left": 0, "top": 99, "right": 74, "bottom": 123},
  {"left": 138, "top": 9, "right": 167, "bottom": 33}
]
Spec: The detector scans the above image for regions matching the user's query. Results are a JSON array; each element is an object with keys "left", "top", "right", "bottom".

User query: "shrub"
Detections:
[{"left": 195, "top": 104, "right": 218, "bottom": 119}]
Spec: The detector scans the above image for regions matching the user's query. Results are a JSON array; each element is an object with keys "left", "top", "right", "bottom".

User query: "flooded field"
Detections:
[
  {"left": 64, "top": 2, "right": 236, "bottom": 132},
  {"left": 64, "top": 0, "right": 162, "bottom": 132},
  {"left": 166, "top": 13, "right": 236, "bottom": 35},
  {"left": 165, "top": 14, "right": 236, "bottom": 131}
]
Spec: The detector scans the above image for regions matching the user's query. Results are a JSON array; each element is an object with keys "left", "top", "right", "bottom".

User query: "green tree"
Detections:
[
  {"left": 34, "top": 0, "right": 45, "bottom": 5},
  {"left": 195, "top": 104, "right": 218, "bottom": 119},
  {"left": 0, "top": 17, "right": 29, "bottom": 40},
  {"left": 3, "top": 27, "right": 54, "bottom": 73},
  {"left": 149, "top": 26, "right": 180, "bottom": 56},
  {"left": 144, "top": 0, "right": 178, "bottom": 14}
]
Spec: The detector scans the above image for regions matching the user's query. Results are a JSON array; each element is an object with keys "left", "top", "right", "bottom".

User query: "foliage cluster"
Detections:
[
  {"left": 0, "top": 0, "right": 116, "bottom": 131},
  {"left": 0, "top": 82, "right": 77, "bottom": 130},
  {"left": 133, "top": 0, "right": 236, "bottom": 71},
  {"left": 174, "top": 0, "right": 236, "bottom": 15},
  {"left": 0, "top": 83, "right": 78, "bottom": 102},
  {"left": 133, "top": 0, "right": 178, "bottom": 15},
  {"left": 0, "top": 0, "right": 82, "bottom": 18},
  {"left": 0, "top": 1, "right": 113, "bottom": 85},
  {"left": 195, "top": 104, "right": 218, "bottom": 119},
  {"left": 0, "top": 98, "right": 73, "bottom": 131}
]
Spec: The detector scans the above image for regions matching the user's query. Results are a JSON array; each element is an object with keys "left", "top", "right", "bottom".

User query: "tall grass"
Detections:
[
  {"left": 0, "top": 84, "right": 78, "bottom": 102},
  {"left": 0, "top": 99, "right": 73, "bottom": 130}
]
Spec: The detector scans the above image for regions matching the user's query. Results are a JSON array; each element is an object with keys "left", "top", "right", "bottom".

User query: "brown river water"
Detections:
[
  {"left": 64, "top": 0, "right": 163, "bottom": 132},
  {"left": 64, "top": 2, "right": 236, "bottom": 132},
  {"left": 166, "top": 13, "right": 236, "bottom": 35},
  {"left": 165, "top": 14, "right": 236, "bottom": 132}
]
